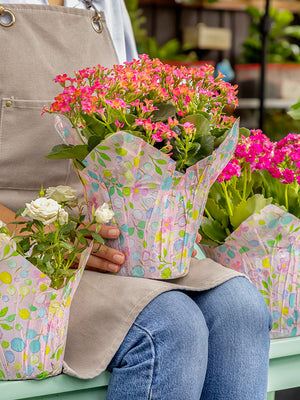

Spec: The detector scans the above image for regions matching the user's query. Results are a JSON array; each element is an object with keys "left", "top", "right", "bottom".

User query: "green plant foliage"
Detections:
[{"left": 241, "top": 6, "right": 300, "bottom": 64}]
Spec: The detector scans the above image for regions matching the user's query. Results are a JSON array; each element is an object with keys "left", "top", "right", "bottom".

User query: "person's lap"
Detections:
[{"left": 107, "top": 276, "right": 272, "bottom": 400}]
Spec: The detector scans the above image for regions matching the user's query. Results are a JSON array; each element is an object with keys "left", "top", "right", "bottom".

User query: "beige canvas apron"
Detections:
[
  {"left": 0, "top": 3, "right": 243, "bottom": 379},
  {"left": 0, "top": 3, "right": 119, "bottom": 211}
]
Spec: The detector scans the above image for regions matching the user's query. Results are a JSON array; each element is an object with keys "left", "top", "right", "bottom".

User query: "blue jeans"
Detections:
[{"left": 106, "top": 277, "right": 272, "bottom": 400}]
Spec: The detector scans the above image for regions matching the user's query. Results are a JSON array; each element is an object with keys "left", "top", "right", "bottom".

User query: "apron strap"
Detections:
[{"left": 81, "top": 0, "right": 103, "bottom": 33}]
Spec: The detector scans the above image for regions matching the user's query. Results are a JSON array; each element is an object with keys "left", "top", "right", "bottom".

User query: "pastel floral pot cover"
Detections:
[
  {"left": 56, "top": 117, "right": 239, "bottom": 279},
  {"left": 203, "top": 204, "right": 300, "bottom": 339},
  {"left": 0, "top": 244, "right": 91, "bottom": 380}
]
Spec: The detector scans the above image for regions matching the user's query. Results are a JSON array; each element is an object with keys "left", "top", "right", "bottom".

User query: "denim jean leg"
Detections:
[
  {"left": 106, "top": 290, "right": 209, "bottom": 400},
  {"left": 189, "top": 276, "right": 273, "bottom": 400}
]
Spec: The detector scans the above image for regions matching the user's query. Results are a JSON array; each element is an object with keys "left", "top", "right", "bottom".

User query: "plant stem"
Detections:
[
  {"left": 285, "top": 184, "right": 289, "bottom": 211},
  {"left": 221, "top": 181, "right": 233, "bottom": 216}
]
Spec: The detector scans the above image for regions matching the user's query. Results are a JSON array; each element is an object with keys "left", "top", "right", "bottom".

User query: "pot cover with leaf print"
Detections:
[
  {"left": 55, "top": 117, "right": 239, "bottom": 279},
  {"left": 204, "top": 204, "right": 300, "bottom": 339},
  {"left": 0, "top": 244, "right": 91, "bottom": 380}
]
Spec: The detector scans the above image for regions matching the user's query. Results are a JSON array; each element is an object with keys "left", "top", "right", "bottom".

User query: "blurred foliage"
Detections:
[
  {"left": 240, "top": 6, "right": 300, "bottom": 64},
  {"left": 125, "top": 0, "right": 197, "bottom": 61},
  {"left": 264, "top": 109, "right": 300, "bottom": 141}
]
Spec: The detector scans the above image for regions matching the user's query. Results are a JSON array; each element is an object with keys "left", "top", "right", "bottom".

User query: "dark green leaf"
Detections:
[
  {"left": 181, "top": 113, "right": 210, "bottom": 138},
  {"left": 45, "top": 144, "right": 88, "bottom": 161},
  {"left": 151, "top": 103, "right": 177, "bottom": 122},
  {"left": 199, "top": 216, "right": 228, "bottom": 244}
]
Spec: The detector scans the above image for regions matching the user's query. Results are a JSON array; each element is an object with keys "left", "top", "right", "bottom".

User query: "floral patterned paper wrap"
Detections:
[
  {"left": 204, "top": 204, "right": 300, "bottom": 339},
  {"left": 56, "top": 117, "right": 239, "bottom": 279},
  {"left": 0, "top": 244, "right": 91, "bottom": 380}
]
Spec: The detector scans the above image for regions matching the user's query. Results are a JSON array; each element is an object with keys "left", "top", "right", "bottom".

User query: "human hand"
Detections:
[
  {"left": 191, "top": 233, "right": 202, "bottom": 258},
  {"left": 84, "top": 224, "right": 125, "bottom": 273}
]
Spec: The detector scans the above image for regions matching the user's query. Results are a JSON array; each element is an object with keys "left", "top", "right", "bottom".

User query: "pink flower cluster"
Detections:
[
  {"left": 46, "top": 54, "right": 238, "bottom": 153},
  {"left": 217, "top": 130, "right": 300, "bottom": 185}
]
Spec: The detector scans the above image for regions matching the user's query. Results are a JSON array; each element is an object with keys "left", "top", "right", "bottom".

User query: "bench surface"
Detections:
[{"left": 2, "top": 336, "right": 300, "bottom": 399}]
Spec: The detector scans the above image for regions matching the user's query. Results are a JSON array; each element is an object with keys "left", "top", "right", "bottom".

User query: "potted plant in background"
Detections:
[
  {"left": 200, "top": 129, "right": 300, "bottom": 339},
  {"left": 44, "top": 55, "right": 239, "bottom": 280},
  {"left": 236, "top": 6, "right": 300, "bottom": 100},
  {"left": 0, "top": 186, "right": 112, "bottom": 380}
]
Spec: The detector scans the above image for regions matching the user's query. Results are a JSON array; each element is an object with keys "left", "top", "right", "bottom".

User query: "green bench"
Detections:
[{"left": 2, "top": 336, "right": 300, "bottom": 399}]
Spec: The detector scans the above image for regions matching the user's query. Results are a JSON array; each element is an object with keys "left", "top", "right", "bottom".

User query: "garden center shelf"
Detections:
[{"left": 238, "top": 98, "right": 297, "bottom": 110}]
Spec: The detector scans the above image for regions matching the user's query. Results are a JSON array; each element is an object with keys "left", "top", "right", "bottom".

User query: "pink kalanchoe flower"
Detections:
[{"left": 281, "top": 169, "right": 295, "bottom": 184}]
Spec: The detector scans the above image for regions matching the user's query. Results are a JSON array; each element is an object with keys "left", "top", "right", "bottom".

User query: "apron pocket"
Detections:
[{"left": 0, "top": 98, "right": 72, "bottom": 191}]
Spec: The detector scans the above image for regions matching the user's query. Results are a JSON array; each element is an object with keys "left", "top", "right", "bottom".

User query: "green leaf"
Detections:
[
  {"left": 155, "top": 159, "right": 168, "bottom": 165},
  {"left": 155, "top": 165, "right": 162, "bottom": 175},
  {"left": 87, "top": 135, "right": 103, "bottom": 153},
  {"left": 36, "top": 371, "right": 51, "bottom": 380},
  {"left": 196, "top": 135, "right": 215, "bottom": 158},
  {"left": 0, "top": 323, "right": 13, "bottom": 330},
  {"left": 3, "top": 245, "right": 10, "bottom": 257},
  {"left": 98, "top": 152, "right": 111, "bottom": 161},
  {"left": 138, "top": 221, "right": 146, "bottom": 229},
  {"left": 151, "top": 103, "right": 177, "bottom": 122},
  {"left": 181, "top": 113, "right": 210, "bottom": 138},
  {"left": 238, "top": 127, "right": 251, "bottom": 138},
  {"left": 115, "top": 148, "right": 128, "bottom": 156},
  {"left": 0, "top": 307, "right": 8, "bottom": 318},
  {"left": 163, "top": 248, "right": 167, "bottom": 258},
  {"left": 199, "top": 216, "right": 228, "bottom": 245},
  {"left": 91, "top": 232, "right": 105, "bottom": 244},
  {"left": 205, "top": 198, "right": 229, "bottom": 229},
  {"left": 45, "top": 144, "right": 88, "bottom": 161},
  {"left": 230, "top": 194, "right": 273, "bottom": 230},
  {"left": 5, "top": 314, "right": 16, "bottom": 322},
  {"left": 128, "top": 227, "right": 135, "bottom": 236},
  {"left": 82, "top": 113, "right": 106, "bottom": 138}
]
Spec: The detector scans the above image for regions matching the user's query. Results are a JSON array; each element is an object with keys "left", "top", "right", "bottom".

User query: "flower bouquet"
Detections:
[
  {"left": 200, "top": 130, "right": 300, "bottom": 338},
  {"left": 45, "top": 55, "right": 239, "bottom": 279},
  {"left": 0, "top": 186, "right": 112, "bottom": 379}
]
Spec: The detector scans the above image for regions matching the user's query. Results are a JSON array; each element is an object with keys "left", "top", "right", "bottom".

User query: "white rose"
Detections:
[
  {"left": 94, "top": 203, "right": 114, "bottom": 224},
  {"left": 45, "top": 185, "right": 77, "bottom": 203},
  {"left": 22, "top": 197, "right": 64, "bottom": 225},
  {"left": 0, "top": 233, "right": 16, "bottom": 251},
  {"left": 58, "top": 209, "right": 69, "bottom": 225}
]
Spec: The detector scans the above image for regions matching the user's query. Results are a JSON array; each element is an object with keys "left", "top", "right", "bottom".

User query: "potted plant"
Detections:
[
  {"left": 0, "top": 186, "right": 113, "bottom": 380},
  {"left": 44, "top": 55, "right": 238, "bottom": 280},
  {"left": 236, "top": 6, "right": 300, "bottom": 100},
  {"left": 200, "top": 129, "right": 300, "bottom": 339}
]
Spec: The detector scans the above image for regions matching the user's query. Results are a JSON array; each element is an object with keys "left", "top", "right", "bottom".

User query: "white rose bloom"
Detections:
[
  {"left": 58, "top": 209, "right": 69, "bottom": 225},
  {"left": 94, "top": 203, "right": 114, "bottom": 224},
  {"left": 45, "top": 185, "right": 77, "bottom": 203},
  {"left": 0, "top": 233, "right": 16, "bottom": 251},
  {"left": 22, "top": 197, "right": 64, "bottom": 225}
]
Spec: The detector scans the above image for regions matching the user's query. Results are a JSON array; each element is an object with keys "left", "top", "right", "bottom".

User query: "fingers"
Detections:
[
  {"left": 195, "top": 233, "right": 202, "bottom": 243},
  {"left": 84, "top": 241, "right": 125, "bottom": 273},
  {"left": 84, "top": 223, "right": 120, "bottom": 240},
  {"left": 191, "top": 233, "right": 202, "bottom": 258}
]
